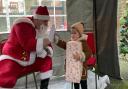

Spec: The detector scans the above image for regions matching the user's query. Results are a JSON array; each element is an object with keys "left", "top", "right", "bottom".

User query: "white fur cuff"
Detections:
[
  {"left": 37, "top": 50, "right": 47, "bottom": 58},
  {"left": 40, "top": 70, "right": 53, "bottom": 79}
]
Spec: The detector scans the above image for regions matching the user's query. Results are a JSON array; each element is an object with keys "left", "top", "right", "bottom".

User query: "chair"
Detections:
[
  {"left": 25, "top": 73, "right": 38, "bottom": 89},
  {"left": 86, "top": 32, "right": 96, "bottom": 67},
  {"left": 0, "top": 39, "right": 38, "bottom": 89}
]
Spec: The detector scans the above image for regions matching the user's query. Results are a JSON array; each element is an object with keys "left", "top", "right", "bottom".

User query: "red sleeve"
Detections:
[{"left": 14, "top": 23, "right": 37, "bottom": 51}]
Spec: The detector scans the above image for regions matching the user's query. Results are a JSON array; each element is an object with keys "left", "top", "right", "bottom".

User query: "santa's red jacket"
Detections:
[
  {"left": 1, "top": 17, "right": 53, "bottom": 66},
  {"left": 0, "top": 17, "right": 53, "bottom": 88}
]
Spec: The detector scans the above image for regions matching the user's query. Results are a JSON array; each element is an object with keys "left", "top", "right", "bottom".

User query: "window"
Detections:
[{"left": 0, "top": 0, "right": 67, "bottom": 33}]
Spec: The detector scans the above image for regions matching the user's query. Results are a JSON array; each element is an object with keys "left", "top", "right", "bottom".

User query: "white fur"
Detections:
[
  {"left": 33, "top": 14, "right": 50, "bottom": 20},
  {"left": 12, "top": 17, "right": 35, "bottom": 28},
  {"left": 40, "top": 70, "right": 53, "bottom": 79},
  {"left": 0, "top": 52, "right": 36, "bottom": 66},
  {"left": 36, "top": 38, "right": 44, "bottom": 54}
]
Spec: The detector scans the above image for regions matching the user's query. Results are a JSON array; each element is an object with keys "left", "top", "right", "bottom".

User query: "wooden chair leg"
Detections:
[
  {"left": 33, "top": 72, "right": 38, "bottom": 89},
  {"left": 25, "top": 73, "right": 38, "bottom": 89},
  {"left": 25, "top": 75, "right": 28, "bottom": 89}
]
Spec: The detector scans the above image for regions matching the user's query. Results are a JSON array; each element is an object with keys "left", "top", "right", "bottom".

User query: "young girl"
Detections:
[
  {"left": 55, "top": 21, "right": 92, "bottom": 89},
  {"left": 54, "top": 21, "right": 110, "bottom": 89}
]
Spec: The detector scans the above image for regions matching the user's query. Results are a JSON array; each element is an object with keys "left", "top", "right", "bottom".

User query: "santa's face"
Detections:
[
  {"left": 34, "top": 19, "right": 48, "bottom": 30},
  {"left": 36, "top": 24, "right": 49, "bottom": 39},
  {"left": 39, "top": 24, "right": 48, "bottom": 33}
]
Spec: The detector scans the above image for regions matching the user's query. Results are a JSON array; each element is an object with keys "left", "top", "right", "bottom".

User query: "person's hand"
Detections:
[
  {"left": 54, "top": 33, "right": 60, "bottom": 44},
  {"left": 73, "top": 52, "right": 81, "bottom": 61},
  {"left": 49, "top": 25, "right": 56, "bottom": 42},
  {"left": 43, "top": 38, "right": 51, "bottom": 47}
]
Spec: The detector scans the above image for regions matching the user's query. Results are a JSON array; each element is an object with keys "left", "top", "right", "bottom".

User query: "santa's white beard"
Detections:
[
  {"left": 40, "top": 24, "right": 48, "bottom": 33},
  {"left": 36, "top": 24, "right": 49, "bottom": 39}
]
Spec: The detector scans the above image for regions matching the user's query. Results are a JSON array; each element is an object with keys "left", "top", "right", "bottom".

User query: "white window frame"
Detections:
[{"left": 0, "top": 0, "right": 67, "bottom": 33}]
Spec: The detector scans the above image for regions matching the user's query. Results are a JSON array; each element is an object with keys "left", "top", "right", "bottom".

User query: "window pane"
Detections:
[
  {"left": 25, "top": 0, "right": 38, "bottom": 15},
  {"left": 48, "top": 16, "right": 54, "bottom": 31},
  {"left": 0, "top": 0, "right": 67, "bottom": 32},
  {"left": 56, "top": 16, "right": 67, "bottom": 31},
  {"left": 0, "top": 17, "right": 7, "bottom": 32},
  {"left": 8, "top": 0, "right": 24, "bottom": 15},
  {"left": 0, "top": 0, "right": 5, "bottom": 15},
  {"left": 41, "top": 0, "right": 54, "bottom": 15},
  {"left": 9, "top": 17, "right": 18, "bottom": 26},
  {"left": 55, "top": 1, "right": 66, "bottom": 15}
]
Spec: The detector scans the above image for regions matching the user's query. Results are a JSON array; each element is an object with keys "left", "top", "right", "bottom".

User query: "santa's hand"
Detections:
[
  {"left": 43, "top": 38, "right": 51, "bottom": 47},
  {"left": 49, "top": 24, "right": 56, "bottom": 42},
  {"left": 44, "top": 46, "right": 53, "bottom": 57},
  {"left": 54, "top": 33, "right": 60, "bottom": 44},
  {"left": 37, "top": 49, "right": 47, "bottom": 58}
]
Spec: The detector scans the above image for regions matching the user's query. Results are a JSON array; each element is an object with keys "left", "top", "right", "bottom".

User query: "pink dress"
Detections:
[{"left": 65, "top": 41, "right": 83, "bottom": 83}]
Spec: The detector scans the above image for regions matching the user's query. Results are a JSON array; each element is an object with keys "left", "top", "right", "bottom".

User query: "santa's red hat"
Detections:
[{"left": 33, "top": 6, "right": 50, "bottom": 20}]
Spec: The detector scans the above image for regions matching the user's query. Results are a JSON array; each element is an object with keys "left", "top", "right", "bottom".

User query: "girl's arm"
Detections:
[
  {"left": 81, "top": 40, "right": 92, "bottom": 61},
  {"left": 54, "top": 34, "right": 67, "bottom": 50},
  {"left": 56, "top": 39, "right": 67, "bottom": 50}
]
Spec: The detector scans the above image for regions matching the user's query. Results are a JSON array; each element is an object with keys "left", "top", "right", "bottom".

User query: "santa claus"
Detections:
[{"left": 0, "top": 6, "right": 53, "bottom": 89}]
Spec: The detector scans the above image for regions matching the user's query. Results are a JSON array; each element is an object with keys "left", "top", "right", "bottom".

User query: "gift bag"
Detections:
[
  {"left": 65, "top": 41, "right": 83, "bottom": 83},
  {"left": 63, "top": 81, "right": 72, "bottom": 89}
]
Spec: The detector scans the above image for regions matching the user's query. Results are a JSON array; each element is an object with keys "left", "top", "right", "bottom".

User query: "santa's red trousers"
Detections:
[{"left": 0, "top": 56, "right": 52, "bottom": 88}]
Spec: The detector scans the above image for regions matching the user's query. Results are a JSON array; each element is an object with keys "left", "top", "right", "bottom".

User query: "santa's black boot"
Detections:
[{"left": 40, "top": 78, "right": 50, "bottom": 89}]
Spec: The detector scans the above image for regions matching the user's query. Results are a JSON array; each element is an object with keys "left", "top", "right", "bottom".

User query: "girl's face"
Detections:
[{"left": 71, "top": 28, "right": 80, "bottom": 41}]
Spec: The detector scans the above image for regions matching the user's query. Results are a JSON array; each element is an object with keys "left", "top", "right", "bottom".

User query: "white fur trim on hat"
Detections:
[
  {"left": 37, "top": 49, "right": 47, "bottom": 58},
  {"left": 33, "top": 14, "right": 50, "bottom": 20}
]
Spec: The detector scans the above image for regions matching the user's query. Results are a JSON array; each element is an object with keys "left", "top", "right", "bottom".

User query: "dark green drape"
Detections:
[
  {"left": 66, "top": 0, "right": 121, "bottom": 78},
  {"left": 95, "top": 0, "right": 121, "bottom": 78}
]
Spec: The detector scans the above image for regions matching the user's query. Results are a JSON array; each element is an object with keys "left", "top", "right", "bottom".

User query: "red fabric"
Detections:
[
  {"left": 0, "top": 17, "right": 53, "bottom": 88},
  {"left": 35, "top": 6, "right": 49, "bottom": 16},
  {"left": 86, "top": 32, "right": 96, "bottom": 66},
  {"left": 2, "top": 18, "right": 37, "bottom": 61},
  {"left": 0, "top": 56, "right": 52, "bottom": 88},
  {"left": 87, "top": 57, "right": 96, "bottom": 66},
  {"left": 86, "top": 32, "right": 96, "bottom": 54},
  {"left": 0, "top": 39, "right": 7, "bottom": 54}
]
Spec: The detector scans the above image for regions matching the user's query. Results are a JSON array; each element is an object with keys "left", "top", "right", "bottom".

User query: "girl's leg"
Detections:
[
  {"left": 74, "top": 83, "right": 80, "bottom": 89},
  {"left": 81, "top": 80, "right": 87, "bottom": 89}
]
